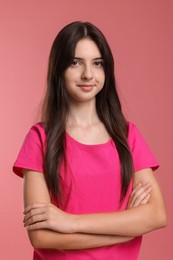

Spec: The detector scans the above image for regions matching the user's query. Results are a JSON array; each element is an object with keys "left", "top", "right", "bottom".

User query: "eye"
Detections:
[
  {"left": 71, "top": 59, "right": 81, "bottom": 67},
  {"left": 94, "top": 60, "right": 104, "bottom": 67}
]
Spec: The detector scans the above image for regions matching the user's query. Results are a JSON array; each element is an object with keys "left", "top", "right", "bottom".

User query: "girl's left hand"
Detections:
[
  {"left": 23, "top": 203, "right": 76, "bottom": 233},
  {"left": 127, "top": 182, "right": 152, "bottom": 209}
]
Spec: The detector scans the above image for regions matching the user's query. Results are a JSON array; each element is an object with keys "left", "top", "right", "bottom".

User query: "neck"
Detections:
[{"left": 67, "top": 99, "right": 100, "bottom": 128}]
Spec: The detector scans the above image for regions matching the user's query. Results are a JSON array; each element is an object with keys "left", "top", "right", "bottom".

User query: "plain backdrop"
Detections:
[{"left": 0, "top": 0, "right": 173, "bottom": 259}]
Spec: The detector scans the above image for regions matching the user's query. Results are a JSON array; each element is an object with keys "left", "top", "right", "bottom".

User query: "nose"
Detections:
[{"left": 81, "top": 64, "right": 93, "bottom": 80}]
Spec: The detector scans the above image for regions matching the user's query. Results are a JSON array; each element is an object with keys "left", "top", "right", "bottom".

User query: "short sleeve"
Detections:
[
  {"left": 128, "top": 122, "right": 159, "bottom": 173},
  {"left": 13, "top": 122, "right": 46, "bottom": 178}
]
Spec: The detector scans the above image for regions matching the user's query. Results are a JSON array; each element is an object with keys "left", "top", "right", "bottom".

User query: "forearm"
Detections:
[
  {"left": 23, "top": 169, "right": 167, "bottom": 241},
  {"left": 75, "top": 203, "right": 167, "bottom": 237},
  {"left": 28, "top": 230, "right": 134, "bottom": 250}
]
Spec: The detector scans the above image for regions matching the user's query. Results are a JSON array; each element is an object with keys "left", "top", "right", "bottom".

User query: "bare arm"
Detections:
[
  {"left": 23, "top": 170, "right": 134, "bottom": 250},
  {"left": 28, "top": 230, "right": 133, "bottom": 250},
  {"left": 24, "top": 168, "right": 167, "bottom": 238}
]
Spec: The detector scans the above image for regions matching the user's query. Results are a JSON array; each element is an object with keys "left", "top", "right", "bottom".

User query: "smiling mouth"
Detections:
[
  {"left": 78, "top": 84, "right": 94, "bottom": 87},
  {"left": 78, "top": 84, "right": 95, "bottom": 91}
]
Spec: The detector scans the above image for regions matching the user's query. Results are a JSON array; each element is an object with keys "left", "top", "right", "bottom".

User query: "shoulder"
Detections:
[
  {"left": 127, "top": 121, "right": 149, "bottom": 148},
  {"left": 26, "top": 122, "right": 46, "bottom": 143},
  {"left": 29, "top": 122, "right": 46, "bottom": 135},
  {"left": 13, "top": 122, "right": 46, "bottom": 177},
  {"left": 21, "top": 122, "right": 47, "bottom": 152},
  {"left": 127, "top": 121, "right": 159, "bottom": 171},
  {"left": 127, "top": 121, "right": 147, "bottom": 150},
  {"left": 127, "top": 121, "right": 138, "bottom": 142},
  {"left": 127, "top": 121, "right": 148, "bottom": 152}
]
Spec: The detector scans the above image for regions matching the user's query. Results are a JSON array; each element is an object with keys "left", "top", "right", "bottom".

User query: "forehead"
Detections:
[{"left": 74, "top": 38, "right": 102, "bottom": 58}]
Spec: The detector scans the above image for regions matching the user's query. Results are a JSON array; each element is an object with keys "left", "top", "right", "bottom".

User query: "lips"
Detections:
[
  {"left": 78, "top": 84, "right": 94, "bottom": 87},
  {"left": 78, "top": 84, "right": 94, "bottom": 91}
]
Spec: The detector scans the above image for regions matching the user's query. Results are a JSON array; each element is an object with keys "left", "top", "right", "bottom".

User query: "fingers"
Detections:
[
  {"left": 23, "top": 203, "right": 50, "bottom": 229},
  {"left": 133, "top": 186, "right": 152, "bottom": 208},
  {"left": 23, "top": 207, "right": 45, "bottom": 223},
  {"left": 23, "top": 203, "right": 74, "bottom": 233},
  {"left": 140, "top": 193, "right": 151, "bottom": 205},
  {"left": 25, "top": 218, "right": 51, "bottom": 230},
  {"left": 128, "top": 182, "right": 152, "bottom": 208},
  {"left": 23, "top": 203, "right": 63, "bottom": 232},
  {"left": 130, "top": 182, "right": 142, "bottom": 197},
  {"left": 24, "top": 214, "right": 46, "bottom": 227},
  {"left": 24, "top": 203, "right": 49, "bottom": 214}
]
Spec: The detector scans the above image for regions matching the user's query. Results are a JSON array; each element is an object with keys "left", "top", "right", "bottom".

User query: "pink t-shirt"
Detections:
[{"left": 13, "top": 122, "right": 159, "bottom": 260}]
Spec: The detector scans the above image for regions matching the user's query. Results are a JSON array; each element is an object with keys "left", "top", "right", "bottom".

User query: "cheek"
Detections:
[
  {"left": 64, "top": 70, "right": 80, "bottom": 84},
  {"left": 64, "top": 79, "right": 73, "bottom": 93},
  {"left": 64, "top": 72, "right": 73, "bottom": 87},
  {"left": 64, "top": 77, "right": 69, "bottom": 89},
  {"left": 98, "top": 71, "right": 105, "bottom": 85}
]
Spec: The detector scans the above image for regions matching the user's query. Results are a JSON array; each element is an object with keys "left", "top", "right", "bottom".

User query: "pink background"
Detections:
[{"left": 0, "top": 0, "right": 173, "bottom": 259}]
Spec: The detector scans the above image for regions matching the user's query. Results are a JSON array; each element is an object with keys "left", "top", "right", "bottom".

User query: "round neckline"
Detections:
[{"left": 65, "top": 132, "right": 113, "bottom": 150}]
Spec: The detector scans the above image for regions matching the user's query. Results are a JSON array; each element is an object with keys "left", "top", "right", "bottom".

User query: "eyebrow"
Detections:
[{"left": 73, "top": 57, "right": 104, "bottom": 61}]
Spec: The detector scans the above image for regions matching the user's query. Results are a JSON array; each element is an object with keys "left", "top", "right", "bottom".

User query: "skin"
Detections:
[{"left": 23, "top": 38, "right": 167, "bottom": 250}]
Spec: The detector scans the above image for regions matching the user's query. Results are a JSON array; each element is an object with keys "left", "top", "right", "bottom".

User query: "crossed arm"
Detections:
[{"left": 23, "top": 168, "right": 167, "bottom": 250}]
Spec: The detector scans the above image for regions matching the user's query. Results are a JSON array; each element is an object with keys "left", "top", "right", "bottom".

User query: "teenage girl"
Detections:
[{"left": 13, "top": 21, "right": 167, "bottom": 260}]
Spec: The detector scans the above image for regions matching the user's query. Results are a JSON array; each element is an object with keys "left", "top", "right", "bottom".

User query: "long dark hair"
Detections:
[{"left": 41, "top": 21, "right": 133, "bottom": 201}]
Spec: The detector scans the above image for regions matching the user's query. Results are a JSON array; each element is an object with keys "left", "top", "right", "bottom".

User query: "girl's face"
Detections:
[{"left": 64, "top": 38, "right": 105, "bottom": 103}]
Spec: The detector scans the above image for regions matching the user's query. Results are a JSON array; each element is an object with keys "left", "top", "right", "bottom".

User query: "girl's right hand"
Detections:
[{"left": 127, "top": 182, "right": 152, "bottom": 209}]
